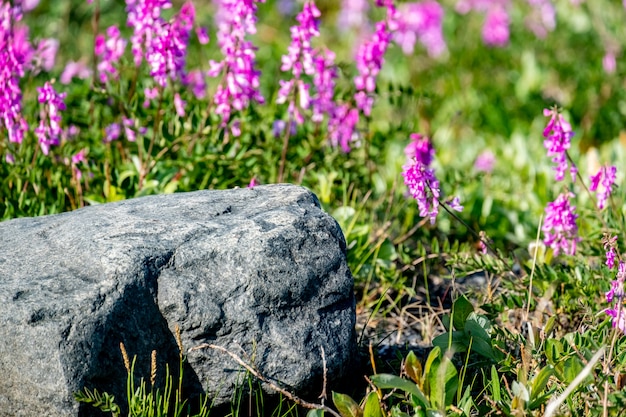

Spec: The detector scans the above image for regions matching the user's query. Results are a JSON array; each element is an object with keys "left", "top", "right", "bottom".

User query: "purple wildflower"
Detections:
[
  {"left": 196, "top": 26, "right": 210, "bottom": 45},
  {"left": 478, "top": 231, "right": 489, "bottom": 255},
  {"left": 311, "top": 49, "right": 337, "bottom": 123},
  {"left": 403, "top": 159, "right": 440, "bottom": 224},
  {"left": 0, "top": 3, "right": 31, "bottom": 144},
  {"left": 34, "top": 82, "right": 66, "bottom": 155},
  {"left": 146, "top": 1, "right": 195, "bottom": 87},
  {"left": 603, "top": 49, "right": 617, "bottom": 74},
  {"left": 338, "top": 0, "right": 369, "bottom": 31},
  {"left": 474, "top": 149, "right": 495, "bottom": 173},
  {"left": 402, "top": 134, "right": 441, "bottom": 224},
  {"left": 122, "top": 117, "right": 145, "bottom": 142},
  {"left": 542, "top": 192, "right": 579, "bottom": 256},
  {"left": 71, "top": 149, "right": 87, "bottom": 180},
  {"left": 276, "top": 0, "right": 323, "bottom": 125},
  {"left": 248, "top": 177, "right": 257, "bottom": 188},
  {"left": 95, "top": 25, "right": 127, "bottom": 83},
  {"left": 126, "top": 0, "right": 172, "bottom": 67},
  {"left": 32, "top": 38, "right": 59, "bottom": 72},
  {"left": 590, "top": 165, "right": 617, "bottom": 210},
  {"left": 143, "top": 86, "right": 159, "bottom": 108},
  {"left": 183, "top": 69, "right": 207, "bottom": 99},
  {"left": 606, "top": 260, "right": 626, "bottom": 334},
  {"left": 482, "top": 6, "right": 509, "bottom": 47},
  {"left": 393, "top": 1, "right": 446, "bottom": 57},
  {"left": 208, "top": 0, "right": 265, "bottom": 135},
  {"left": 280, "top": 0, "right": 320, "bottom": 79},
  {"left": 60, "top": 60, "right": 92, "bottom": 84},
  {"left": 174, "top": 93, "right": 186, "bottom": 117},
  {"left": 337, "top": 0, "right": 369, "bottom": 31},
  {"left": 104, "top": 122, "right": 122, "bottom": 143},
  {"left": 354, "top": 22, "right": 390, "bottom": 116},
  {"left": 603, "top": 234, "right": 618, "bottom": 270},
  {"left": 447, "top": 196, "right": 464, "bottom": 212},
  {"left": 354, "top": 2, "right": 398, "bottom": 117},
  {"left": 525, "top": 0, "right": 555, "bottom": 39},
  {"left": 543, "top": 107, "right": 577, "bottom": 182},
  {"left": 328, "top": 104, "right": 360, "bottom": 152},
  {"left": 404, "top": 133, "right": 435, "bottom": 165}
]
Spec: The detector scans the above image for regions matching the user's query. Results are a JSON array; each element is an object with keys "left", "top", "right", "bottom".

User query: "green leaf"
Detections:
[
  {"left": 490, "top": 365, "right": 501, "bottom": 402},
  {"left": 370, "top": 374, "right": 429, "bottom": 408},
  {"left": 405, "top": 351, "right": 423, "bottom": 387},
  {"left": 307, "top": 409, "right": 325, "bottom": 417},
  {"left": 452, "top": 295, "right": 474, "bottom": 330},
  {"left": 428, "top": 355, "right": 458, "bottom": 410},
  {"left": 332, "top": 392, "right": 363, "bottom": 417},
  {"left": 363, "top": 392, "right": 383, "bottom": 417},
  {"left": 530, "top": 365, "right": 554, "bottom": 402},
  {"left": 424, "top": 346, "right": 441, "bottom": 377},
  {"left": 432, "top": 331, "right": 469, "bottom": 354}
]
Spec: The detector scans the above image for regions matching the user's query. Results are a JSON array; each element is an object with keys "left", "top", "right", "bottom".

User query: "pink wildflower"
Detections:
[
  {"left": 403, "top": 160, "right": 440, "bottom": 224},
  {"left": 603, "top": 234, "right": 618, "bottom": 270},
  {"left": 174, "top": 93, "right": 186, "bottom": 117},
  {"left": 606, "top": 261, "right": 626, "bottom": 334},
  {"left": 590, "top": 165, "right": 617, "bottom": 210},
  {"left": 183, "top": 69, "right": 207, "bottom": 99},
  {"left": 328, "top": 104, "right": 360, "bottom": 152},
  {"left": 60, "top": 60, "right": 92, "bottom": 84},
  {"left": 32, "top": 38, "right": 59, "bottom": 72},
  {"left": 482, "top": 6, "right": 509, "bottom": 47},
  {"left": 543, "top": 107, "right": 577, "bottom": 182},
  {"left": 525, "top": 0, "right": 555, "bottom": 39},
  {"left": 126, "top": 0, "right": 172, "bottom": 67},
  {"left": 0, "top": 3, "right": 31, "bottom": 144},
  {"left": 208, "top": 0, "right": 266, "bottom": 135},
  {"left": 405, "top": 133, "right": 435, "bottom": 166},
  {"left": 338, "top": 0, "right": 369, "bottom": 31},
  {"left": 402, "top": 134, "right": 441, "bottom": 224},
  {"left": 146, "top": 1, "right": 195, "bottom": 87},
  {"left": 104, "top": 122, "right": 121, "bottom": 143},
  {"left": 542, "top": 192, "right": 579, "bottom": 256},
  {"left": 393, "top": 1, "right": 446, "bottom": 57},
  {"left": 95, "top": 25, "right": 127, "bottom": 83},
  {"left": 277, "top": 0, "right": 322, "bottom": 124},
  {"left": 34, "top": 82, "right": 66, "bottom": 155},
  {"left": 474, "top": 149, "right": 495, "bottom": 173}
]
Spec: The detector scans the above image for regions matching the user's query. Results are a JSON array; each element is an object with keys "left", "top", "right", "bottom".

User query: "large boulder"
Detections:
[{"left": 0, "top": 184, "right": 356, "bottom": 417}]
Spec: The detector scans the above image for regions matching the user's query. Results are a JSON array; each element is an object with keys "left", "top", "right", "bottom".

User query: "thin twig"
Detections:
[{"left": 190, "top": 343, "right": 342, "bottom": 417}]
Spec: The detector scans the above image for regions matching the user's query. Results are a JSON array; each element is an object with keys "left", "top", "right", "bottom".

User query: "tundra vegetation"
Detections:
[{"left": 3, "top": 0, "right": 626, "bottom": 416}]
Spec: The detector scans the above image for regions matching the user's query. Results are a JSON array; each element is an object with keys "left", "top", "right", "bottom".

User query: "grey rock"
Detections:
[{"left": 0, "top": 184, "right": 356, "bottom": 417}]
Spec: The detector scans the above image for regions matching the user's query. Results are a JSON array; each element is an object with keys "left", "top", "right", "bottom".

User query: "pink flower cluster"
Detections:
[
  {"left": 590, "top": 165, "right": 617, "bottom": 210},
  {"left": 95, "top": 26, "right": 127, "bottom": 83},
  {"left": 456, "top": 0, "right": 511, "bottom": 47},
  {"left": 125, "top": 0, "right": 172, "bottom": 67},
  {"left": 147, "top": 2, "right": 195, "bottom": 87},
  {"left": 125, "top": 0, "right": 195, "bottom": 87},
  {"left": 525, "top": 0, "right": 555, "bottom": 39},
  {"left": 277, "top": 1, "right": 338, "bottom": 129},
  {"left": 605, "top": 243, "right": 626, "bottom": 334},
  {"left": 353, "top": 2, "right": 398, "bottom": 117},
  {"left": 393, "top": 1, "right": 447, "bottom": 57},
  {"left": 542, "top": 192, "right": 579, "bottom": 256},
  {"left": 402, "top": 134, "right": 441, "bottom": 224},
  {"left": 0, "top": 2, "right": 30, "bottom": 145},
  {"left": 208, "top": 0, "right": 266, "bottom": 135},
  {"left": 34, "top": 82, "right": 67, "bottom": 155},
  {"left": 542, "top": 107, "right": 576, "bottom": 182}
]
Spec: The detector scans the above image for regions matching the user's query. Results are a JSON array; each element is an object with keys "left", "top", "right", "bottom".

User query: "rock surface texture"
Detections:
[{"left": 0, "top": 184, "right": 356, "bottom": 417}]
